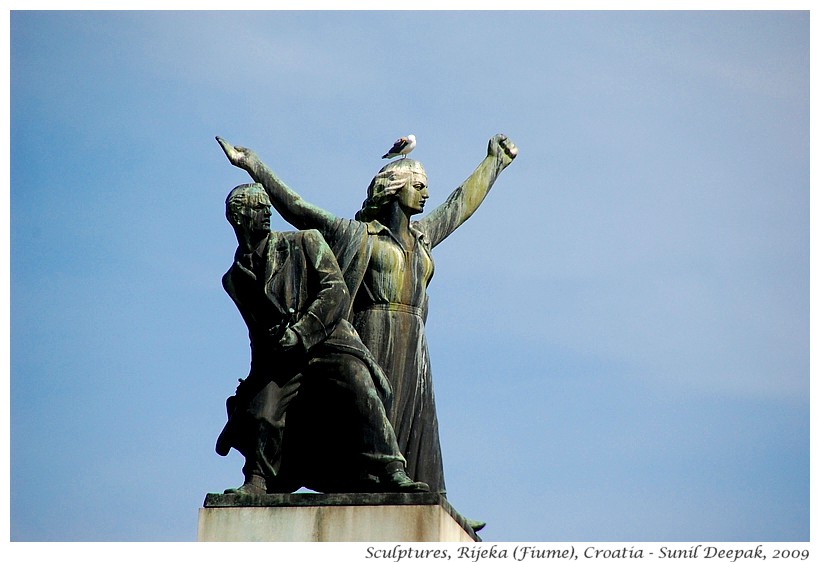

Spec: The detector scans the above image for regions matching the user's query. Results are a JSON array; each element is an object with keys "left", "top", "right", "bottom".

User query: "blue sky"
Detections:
[{"left": 9, "top": 10, "right": 809, "bottom": 542}]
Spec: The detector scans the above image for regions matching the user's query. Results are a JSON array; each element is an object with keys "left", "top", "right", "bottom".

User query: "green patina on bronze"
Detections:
[
  {"left": 217, "top": 134, "right": 517, "bottom": 495},
  {"left": 216, "top": 183, "right": 430, "bottom": 495}
]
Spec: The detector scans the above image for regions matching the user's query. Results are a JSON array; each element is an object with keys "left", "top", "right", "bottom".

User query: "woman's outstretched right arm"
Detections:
[{"left": 217, "top": 137, "right": 336, "bottom": 231}]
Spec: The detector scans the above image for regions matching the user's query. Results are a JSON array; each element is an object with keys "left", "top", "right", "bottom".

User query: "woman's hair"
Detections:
[{"left": 355, "top": 159, "right": 425, "bottom": 221}]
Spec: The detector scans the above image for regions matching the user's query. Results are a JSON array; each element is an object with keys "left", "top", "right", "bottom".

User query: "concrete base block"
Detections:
[{"left": 198, "top": 492, "right": 479, "bottom": 542}]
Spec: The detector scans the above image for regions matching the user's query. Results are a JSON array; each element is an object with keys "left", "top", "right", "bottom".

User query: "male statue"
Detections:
[{"left": 218, "top": 182, "right": 428, "bottom": 494}]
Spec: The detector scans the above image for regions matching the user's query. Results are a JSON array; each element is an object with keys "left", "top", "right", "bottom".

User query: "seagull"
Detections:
[{"left": 382, "top": 134, "right": 416, "bottom": 159}]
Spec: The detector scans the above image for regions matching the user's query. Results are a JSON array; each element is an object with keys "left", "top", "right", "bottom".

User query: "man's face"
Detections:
[
  {"left": 397, "top": 170, "right": 429, "bottom": 215},
  {"left": 236, "top": 192, "right": 272, "bottom": 236}
]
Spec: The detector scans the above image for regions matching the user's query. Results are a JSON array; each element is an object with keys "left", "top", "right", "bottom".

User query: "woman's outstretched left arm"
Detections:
[{"left": 419, "top": 134, "right": 517, "bottom": 248}]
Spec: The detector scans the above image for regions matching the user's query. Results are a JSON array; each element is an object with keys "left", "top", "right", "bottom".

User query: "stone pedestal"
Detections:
[{"left": 198, "top": 492, "right": 479, "bottom": 542}]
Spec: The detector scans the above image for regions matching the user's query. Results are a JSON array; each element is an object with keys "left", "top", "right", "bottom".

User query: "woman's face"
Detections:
[{"left": 397, "top": 170, "right": 429, "bottom": 215}]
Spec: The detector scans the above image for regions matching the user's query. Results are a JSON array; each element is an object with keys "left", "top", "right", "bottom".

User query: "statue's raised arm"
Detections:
[
  {"left": 216, "top": 136, "right": 336, "bottom": 231},
  {"left": 419, "top": 134, "right": 517, "bottom": 248}
]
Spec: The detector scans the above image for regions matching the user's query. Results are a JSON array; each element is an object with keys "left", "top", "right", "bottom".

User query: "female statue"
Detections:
[{"left": 217, "top": 134, "right": 517, "bottom": 494}]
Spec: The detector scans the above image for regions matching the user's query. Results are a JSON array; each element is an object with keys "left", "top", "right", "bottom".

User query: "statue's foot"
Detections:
[
  {"left": 223, "top": 475, "right": 267, "bottom": 495},
  {"left": 466, "top": 518, "right": 486, "bottom": 532},
  {"left": 379, "top": 462, "right": 430, "bottom": 493}
]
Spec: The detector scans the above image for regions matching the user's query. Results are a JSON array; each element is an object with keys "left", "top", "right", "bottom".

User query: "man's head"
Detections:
[{"left": 226, "top": 183, "right": 272, "bottom": 239}]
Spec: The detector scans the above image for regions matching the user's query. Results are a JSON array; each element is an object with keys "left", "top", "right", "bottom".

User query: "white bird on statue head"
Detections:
[{"left": 382, "top": 134, "right": 416, "bottom": 159}]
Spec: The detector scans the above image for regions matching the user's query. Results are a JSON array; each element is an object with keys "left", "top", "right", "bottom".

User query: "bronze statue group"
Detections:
[{"left": 214, "top": 134, "right": 517, "bottom": 521}]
